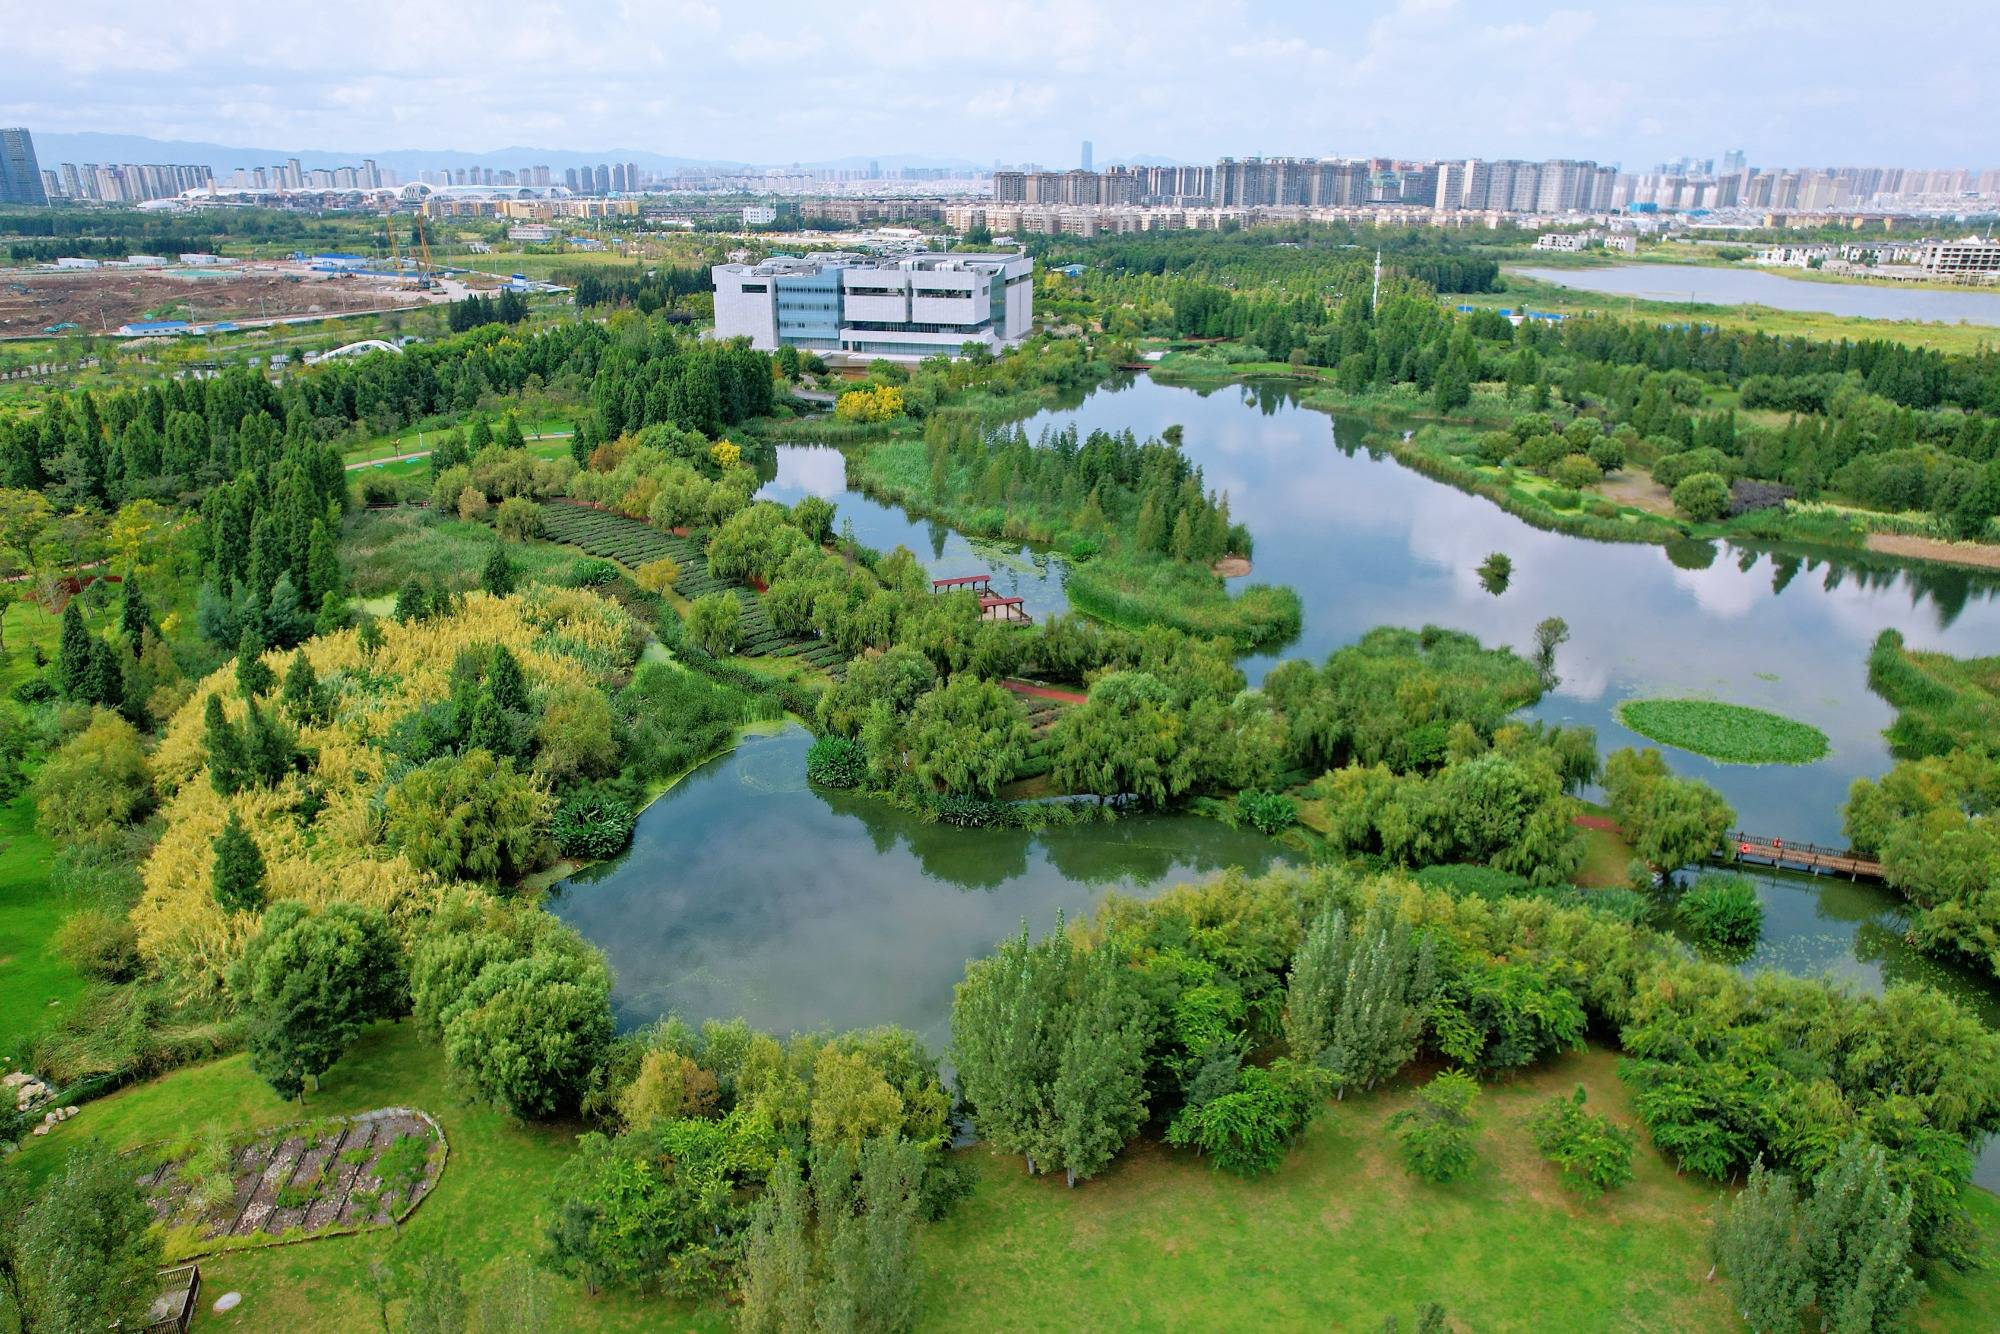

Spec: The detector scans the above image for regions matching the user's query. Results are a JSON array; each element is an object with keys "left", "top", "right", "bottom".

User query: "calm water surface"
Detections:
[
  {"left": 1513, "top": 262, "right": 2000, "bottom": 327},
  {"left": 563, "top": 377, "right": 2000, "bottom": 1179},
  {"left": 1016, "top": 377, "right": 2000, "bottom": 843},
  {"left": 549, "top": 726, "right": 1278, "bottom": 1050}
]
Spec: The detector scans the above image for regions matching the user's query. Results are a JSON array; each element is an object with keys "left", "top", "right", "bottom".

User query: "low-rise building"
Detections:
[
  {"left": 712, "top": 251, "right": 1033, "bottom": 359},
  {"left": 507, "top": 223, "right": 556, "bottom": 242},
  {"left": 1916, "top": 236, "right": 2000, "bottom": 281}
]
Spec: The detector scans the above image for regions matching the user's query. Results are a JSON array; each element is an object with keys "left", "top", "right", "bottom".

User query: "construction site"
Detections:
[{"left": 0, "top": 260, "right": 467, "bottom": 338}]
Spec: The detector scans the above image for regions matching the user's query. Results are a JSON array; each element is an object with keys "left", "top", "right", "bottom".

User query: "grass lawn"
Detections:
[
  {"left": 0, "top": 599, "right": 81, "bottom": 1047},
  {"left": 339, "top": 509, "right": 582, "bottom": 597},
  {"left": 1615, "top": 698, "right": 1830, "bottom": 766},
  {"left": 14, "top": 1028, "right": 2000, "bottom": 1331},
  {"left": 12, "top": 1021, "right": 727, "bottom": 1333},
  {"left": 923, "top": 1048, "right": 2000, "bottom": 1331},
  {"left": 1574, "top": 803, "right": 1637, "bottom": 890},
  {"left": 0, "top": 795, "right": 76, "bottom": 1049},
  {"left": 925, "top": 1048, "right": 1735, "bottom": 1330}
]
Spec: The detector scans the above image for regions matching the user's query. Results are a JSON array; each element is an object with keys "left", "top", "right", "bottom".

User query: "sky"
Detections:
[{"left": 4, "top": 0, "right": 1996, "bottom": 168}]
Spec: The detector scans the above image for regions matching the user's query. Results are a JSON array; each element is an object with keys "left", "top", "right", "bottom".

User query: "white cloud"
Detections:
[{"left": 0, "top": 0, "right": 1992, "bottom": 162}]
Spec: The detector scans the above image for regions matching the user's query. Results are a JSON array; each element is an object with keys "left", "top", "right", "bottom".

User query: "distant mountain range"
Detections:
[{"left": 27, "top": 132, "right": 992, "bottom": 177}]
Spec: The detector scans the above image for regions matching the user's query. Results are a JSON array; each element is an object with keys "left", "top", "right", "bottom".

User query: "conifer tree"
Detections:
[
  {"left": 83, "top": 636, "right": 124, "bottom": 710},
  {"left": 279, "top": 651, "right": 326, "bottom": 726},
  {"left": 736, "top": 1154, "right": 813, "bottom": 1334},
  {"left": 501, "top": 413, "right": 526, "bottom": 450},
  {"left": 241, "top": 700, "right": 299, "bottom": 788},
  {"left": 56, "top": 600, "right": 92, "bottom": 698},
  {"left": 487, "top": 645, "right": 529, "bottom": 712},
  {"left": 304, "top": 518, "right": 343, "bottom": 607},
  {"left": 393, "top": 575, "right": 428, "bottom": 623},
  {"left": 211, "top": 811, "right": 268, "bottom": 913},
  {"left": 481, "top": 545, "right": 516, "bottom": 597},
  {"left": 203, "top": 693, "right": 246, "bottom": 795},
  {"left": 118, "top": 574, "right": 152, "bottom": 650},
  {"left": 356, "top": 616, "right": 384, "bottom": 656},
  {"left": 236, "top": 624, "right": 274, "bottom": 697}
]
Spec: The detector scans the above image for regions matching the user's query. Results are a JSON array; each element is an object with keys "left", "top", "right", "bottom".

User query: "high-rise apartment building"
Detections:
[
  {"left": 1081, "top": 140, "right": 1093, "bottom": 171},
  {"left": 0, "top": 128, "right": 48, "bottom": 205}
]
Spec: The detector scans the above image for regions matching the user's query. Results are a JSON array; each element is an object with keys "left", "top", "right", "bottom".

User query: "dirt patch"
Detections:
[
  {"left": 1213, "top": 555, "right": 1253, "bottom": 578},
  {"left": 0, "top": 267, "right": 417, "bottom": 336},
  {"left": 1865, "top": 532, "right": 2000, "bottom": 571},
  {"left": 1595, "top": 472, "right": 1678, "bottom": 519},
  {"left": 1572, "top": 814, "right": 1619, "bottom": 833},
  {"left": 1001, "top": 679, "right": 1087, "bottom": 706}
]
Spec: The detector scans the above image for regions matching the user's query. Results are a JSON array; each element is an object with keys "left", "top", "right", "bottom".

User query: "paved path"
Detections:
[{"left": 344, "top": 430, "right": 573, "bottom": 471}]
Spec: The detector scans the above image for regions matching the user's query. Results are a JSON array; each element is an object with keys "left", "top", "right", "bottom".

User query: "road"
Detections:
[{"left": 343, "top": 429, "right": 573, "bottom": 471}]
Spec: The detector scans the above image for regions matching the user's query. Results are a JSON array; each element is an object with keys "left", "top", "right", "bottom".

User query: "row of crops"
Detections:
[{"left": 538, "top": 502, "right": 844, "bottom": 674}]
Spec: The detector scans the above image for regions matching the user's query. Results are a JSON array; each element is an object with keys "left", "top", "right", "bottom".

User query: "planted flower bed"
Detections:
[{"left": 130, "top": 1107, "right": 445, "bottom": 1258}]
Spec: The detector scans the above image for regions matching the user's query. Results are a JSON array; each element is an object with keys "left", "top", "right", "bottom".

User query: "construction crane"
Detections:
[{"left": 411, "top": 212, "right": 436, "bottom": 290}]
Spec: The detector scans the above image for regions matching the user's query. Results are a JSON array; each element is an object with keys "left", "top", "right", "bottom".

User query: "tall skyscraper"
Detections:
[
  {"left": 0, "top": 128, "right": 48, "bottom": 205},
  {"left": 1081, "top": 140, "right": 1093, "bottom": 171}
]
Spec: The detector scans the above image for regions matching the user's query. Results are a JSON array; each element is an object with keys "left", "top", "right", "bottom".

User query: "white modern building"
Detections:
[{"left": 711, "top": 251, "right": 1034, "bottom": 359}]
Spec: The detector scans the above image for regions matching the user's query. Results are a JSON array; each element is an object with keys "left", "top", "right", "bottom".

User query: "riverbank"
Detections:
[
  {"left": 1482, "top": 271, "right": 2000, "bottom": 355},
  {"left": 1147, "top": 349, "right": 2000, "bottom": 571}
]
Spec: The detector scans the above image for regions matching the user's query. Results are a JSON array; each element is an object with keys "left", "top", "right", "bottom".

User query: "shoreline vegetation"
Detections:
[{"left": 1147, "top": 350, "right": 2000, "bottom": 571}]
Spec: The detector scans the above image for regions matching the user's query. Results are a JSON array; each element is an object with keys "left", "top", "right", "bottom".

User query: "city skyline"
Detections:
[{"left": 3, "top": 0, "right": 1997, "bottom": 167}]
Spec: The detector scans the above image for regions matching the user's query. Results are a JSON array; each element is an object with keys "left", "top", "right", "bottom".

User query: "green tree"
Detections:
[
  {"left": 1711, "top": 1159, "right": 1812, "bottom": 1332},
  {"left": 1527, "top": 1086, "right": 1636, "bottom": 1197},
  {"left": 385, "top": 749, "right": 552, "bottom": 885},
  {"left": 236, "top": 623, "right": 275, "bottom": 696},
  {"left": 394, "top": 575, "right": 430, "bottom": 622},
  {"left": 902, "top": 675, "right": 1030, "bottom": 798},
  {"left": 1603, "top": 747, "right": 1735, "bottom": 872},
  {"left": 7, "top": 1144, "right": 163, "bottom": 1332},
  {"left": 736, "top": 1153, "right": 814, "bottom": 1334},
  {"left": 481, "top": 544, "right": 517, "bottom": 596},
  {"left": 211, "top": 810, "right": 268, "bottom": 913},
  {"left": 1051, "top": 943, "right": 1152, "bottom": 1186},
  {"left": 685, "top": 591, "right": 743, "bottom": 656},
  {"left": 56, "top": 599, "right": 92, "bottom": 699},
  {"left": 232, "top": 901, "right": 404, "bottom": 1102},
  {"left": 951, "top": 920, "right": 1144, "bottom": 1182},
  {"left": 32, "top": 707, "right": 152, "bottom": 846},
  {"left": 1284, "top": 901, "right": 1437, "bottom": 1096},
  {"left": 441, "top": 948, "right": 613, "bottom": 1118},
  {"left": 1802, "top": 1137, "right": 1916, "bottom": 1334},
  {"left": 1673, "top": 471, "right": 1732, "bottom": 522},
  {"left": 1389, "top": 1070, "right": 1480, "bottom": 1183},
  {"left": 204, "top": 691, "right": 247, "bottom": 795},
  {"left": 1164, "top": 1058, "right": 1328, "bottom": 1176},
  {"left": 119, "top": 571, "right": 153, "bottom": 649},
  {"left": 280, "top": 650, "right": 329, "bottom": 726},
  {"left": 402, "top": 1253, "right": 469, "bottom": 1334}
]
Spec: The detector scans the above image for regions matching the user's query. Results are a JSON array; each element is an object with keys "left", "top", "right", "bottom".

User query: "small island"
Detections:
[{"left": 1615, "top": 698, "right": 1830, "bottom": 765}]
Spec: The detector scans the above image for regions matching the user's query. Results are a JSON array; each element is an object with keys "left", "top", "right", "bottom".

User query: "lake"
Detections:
[
  {"left": 559, "top": 375, "right": 2000, "bottom": 1177},
  {"left": 1512, "top": 262, "right": 2000, "bottom": 327}
]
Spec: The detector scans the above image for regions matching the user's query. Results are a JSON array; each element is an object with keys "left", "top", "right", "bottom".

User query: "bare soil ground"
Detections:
[
  {"left": 1212, "top": 555, "right": 1253, "bottom": 577},
  {"left": 1866, "top": 531, "right": 2000, "bottom": 571},
  {"left": 0, "top": 268, "right": 413, "bottom": 336},
  {"left": 1595, "top": 472, "right": 1679, "bottom": 518}
]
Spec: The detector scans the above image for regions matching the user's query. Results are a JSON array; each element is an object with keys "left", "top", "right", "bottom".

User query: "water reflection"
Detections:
[
  {"left": 753, "top": 445, "right": 1071, "bottom": 620},
  {"left": 549, "top": 726, "right": 1280, "bottom": 1048},
  {"left": 1014, "top": 377, "right": 2000, "bottom": 842}
]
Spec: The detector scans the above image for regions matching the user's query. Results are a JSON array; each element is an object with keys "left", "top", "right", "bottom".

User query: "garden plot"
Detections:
[
  {"left": 539, "top": 501, "right": 845, "bottom": 672},
  {"left": 130, "top": 1107, "right": 444, "bottom": 1255}
]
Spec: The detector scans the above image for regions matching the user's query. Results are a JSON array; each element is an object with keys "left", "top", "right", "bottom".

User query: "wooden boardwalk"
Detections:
[{"left": 1722, "top": 833, "right": 1885, "bottom": 882}]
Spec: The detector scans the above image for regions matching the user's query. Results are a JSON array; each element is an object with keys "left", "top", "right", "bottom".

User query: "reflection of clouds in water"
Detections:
[
  {"left": 766, "top": 446, "right": 847, "bottom": 498},
  {"left": 1667, "top": 559, "right": 1765, "bottom": 621}
]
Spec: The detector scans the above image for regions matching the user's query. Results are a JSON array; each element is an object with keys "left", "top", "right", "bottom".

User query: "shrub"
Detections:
[
  {"left": 1551, "top": 454, "right": 1602, "bottom": 490},
  {"left": 685, "top": 593, "right": 743, "bottom": 656},
  {"left": 805, "top": 736, "right": 867, "bottom": 789},
  {"left": 634, "top": 556, "right": 681, "bottom": 594},
  {"left": 1673, "top": 873, "right": 1763, "bottom": 953},
  {"left": 563, "top": 558, "right": 618, "bottom": 588},
  {"left": 551, "top": 793, "right": 638, "bottom": 860},
  {"left": 1389, "top": 1070, "right": 1480, "bottom": 1183},
  {"left": 1235, "top": 789, "right": 1297, "bottom": 835},
  {"left": 33, "top": 709, "right": 152, "bottom": 847},
  {"left": 496, "top": 496, "right": 543, "bottom": 541},
  {"left": 457, "top": 487, "right": 490, "bottom": 522},
  {"left": 1672, "top": 472, "right": 1731, "bottom": 522},
  {"left": 1527, "top": 1086, "right": 1636, "bottom": 1196},
  {"left": 53, "top": 907, "right": 140, "bottom": 981}
]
